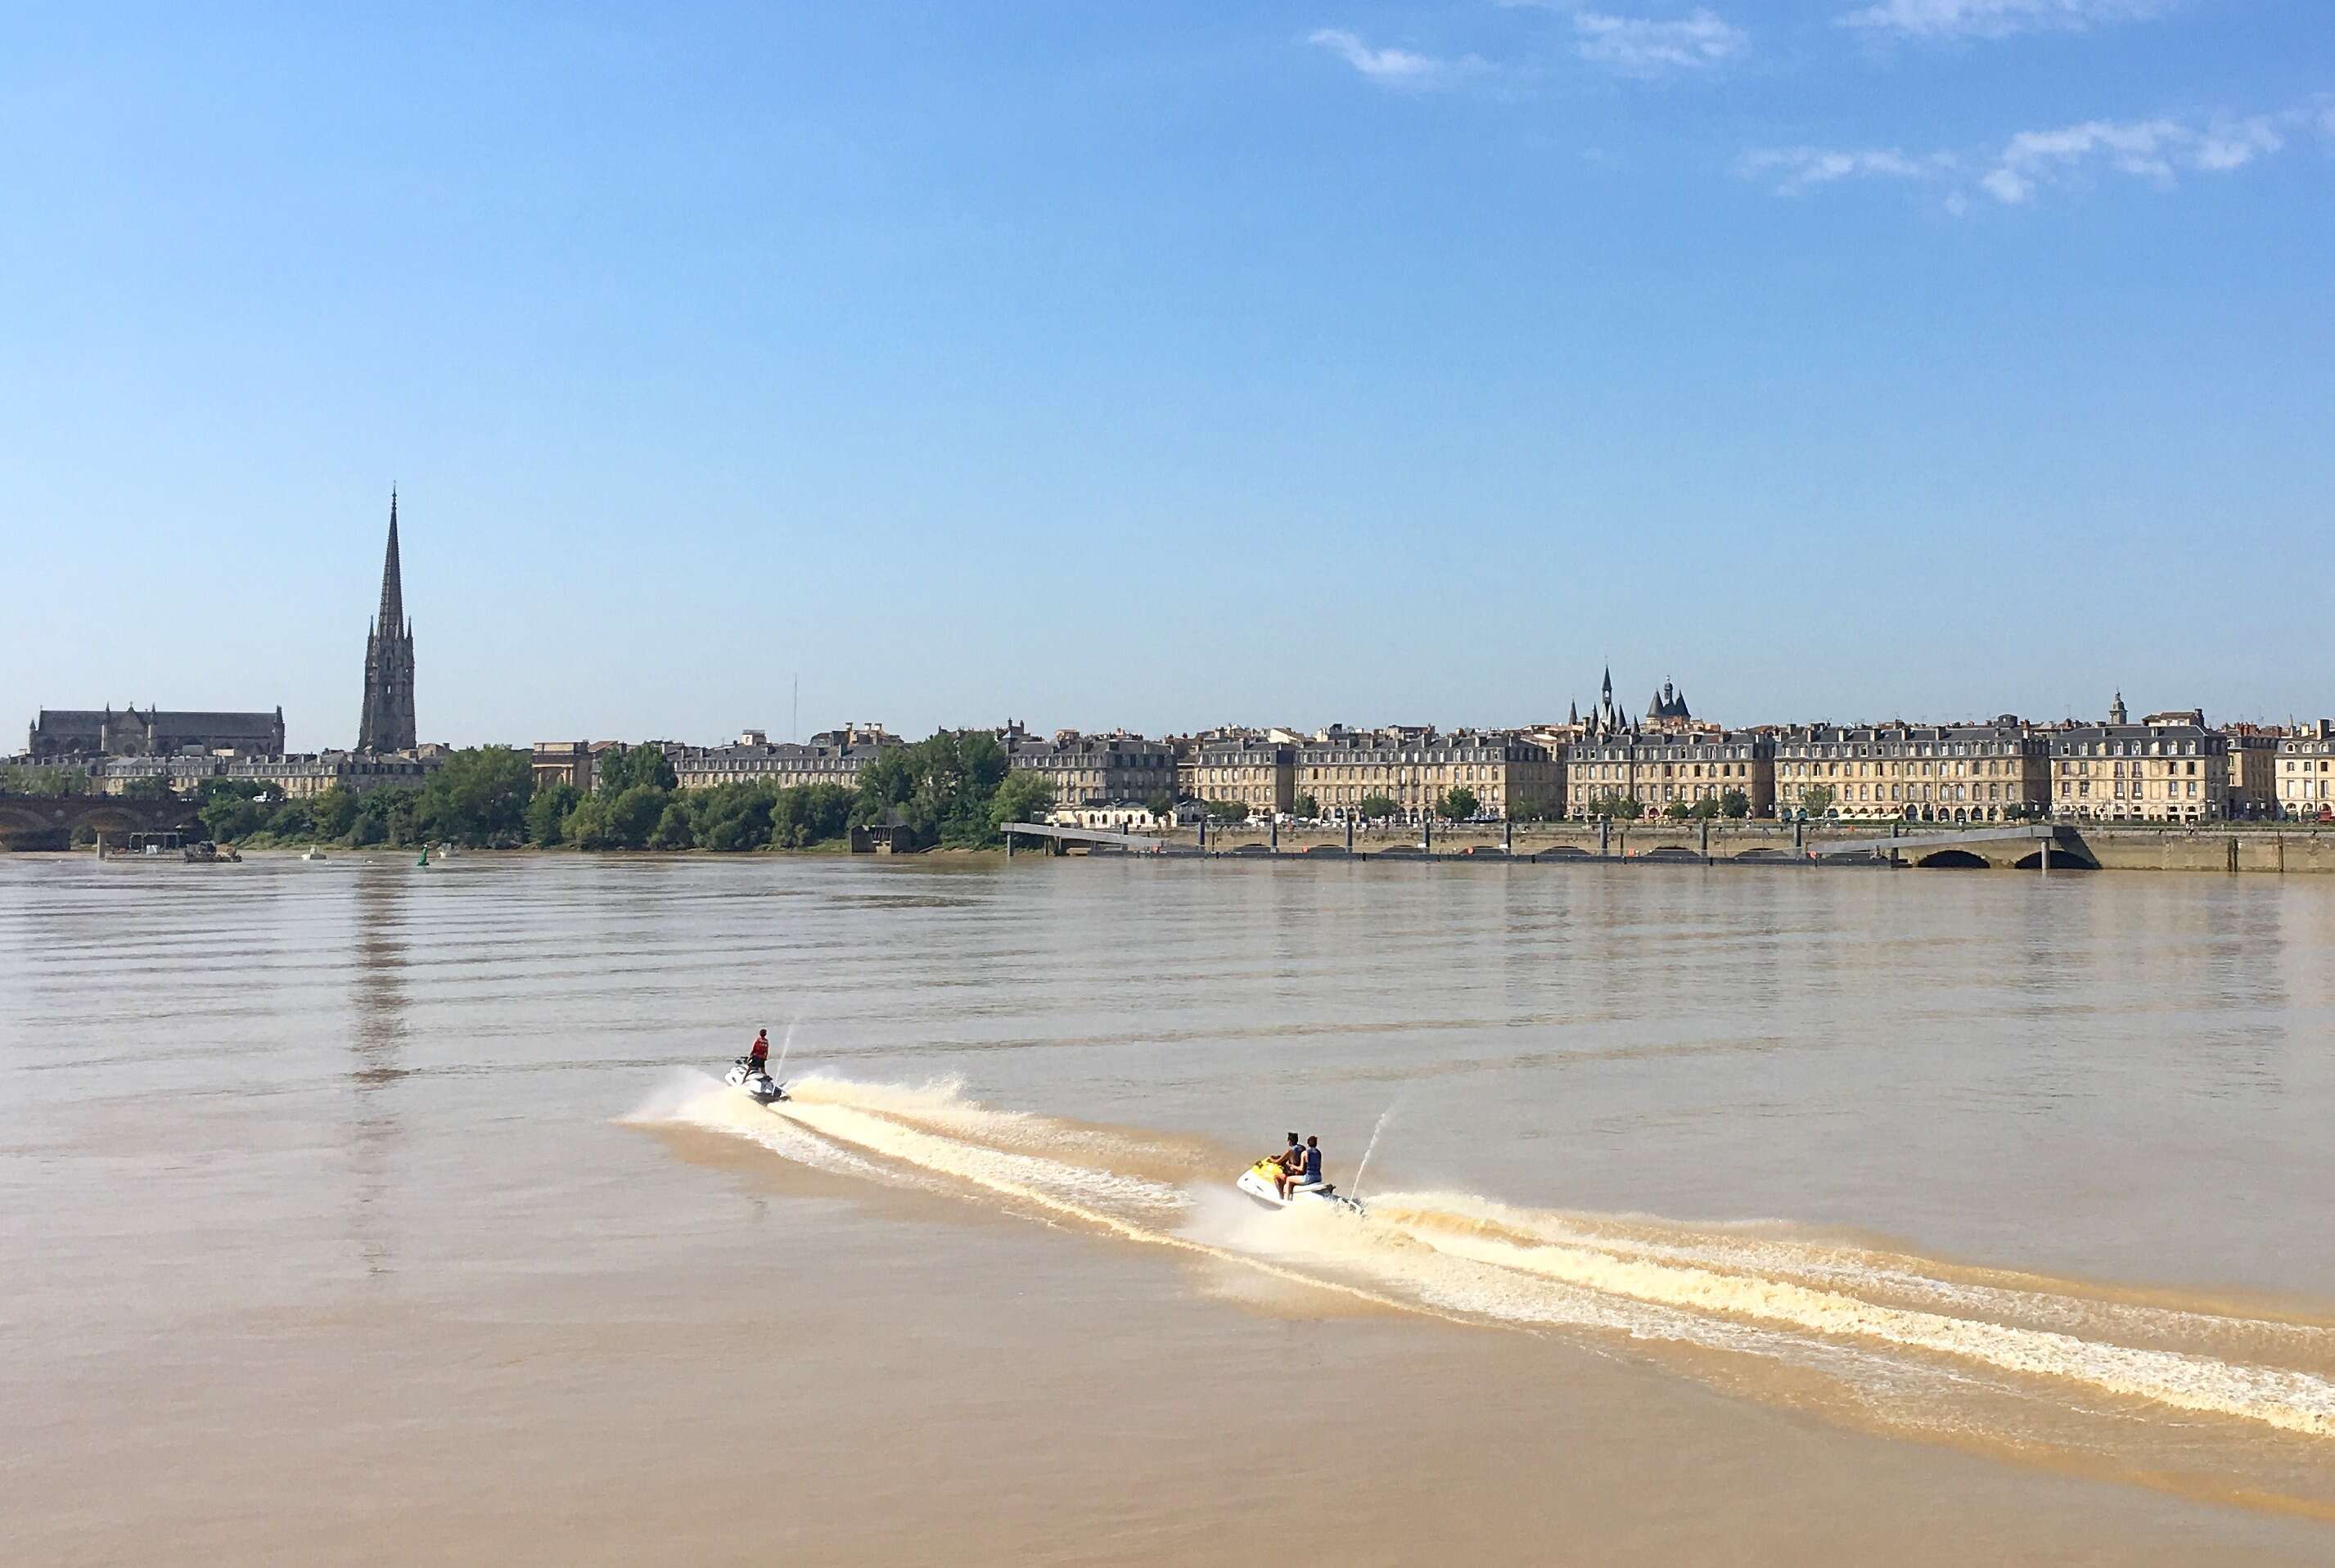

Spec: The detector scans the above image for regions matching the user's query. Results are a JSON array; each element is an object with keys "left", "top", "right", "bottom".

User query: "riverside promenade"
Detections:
[{"left": 1087, "top": 820, "right": 2335, "bottom": 874}]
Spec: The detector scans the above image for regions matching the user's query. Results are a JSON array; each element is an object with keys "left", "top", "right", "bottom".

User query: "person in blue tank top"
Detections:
[
  {"left": 1273, "top": 1132, "right": 1302, "bottom": 1198},
  {"left": 1299, "top": 1135, "right": 1323, "bottom": 1189}
]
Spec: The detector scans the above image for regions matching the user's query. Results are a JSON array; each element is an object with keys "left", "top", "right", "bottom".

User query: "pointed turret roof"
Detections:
[{"left": 376, "top": 489, "right": 404, "bottom": 635}]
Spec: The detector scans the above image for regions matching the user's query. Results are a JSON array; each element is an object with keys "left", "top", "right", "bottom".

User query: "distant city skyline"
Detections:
[
  {"left": 3, "top": 7, "right": 2329, "bottom": 749},
  {"left": 9, "top": 480, "right": 2326, "bottom": 753}
]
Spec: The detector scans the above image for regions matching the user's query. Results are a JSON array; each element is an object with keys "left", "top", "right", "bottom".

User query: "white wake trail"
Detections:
[{"left": 637, "top": 1075, "right": 2335, "bottom": 1446}]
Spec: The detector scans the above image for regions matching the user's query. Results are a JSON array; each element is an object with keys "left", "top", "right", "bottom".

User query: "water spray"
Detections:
[
  {"left": 1350, "top": 1106, "right": 1396, "bottom": 1202},
  {"left": 774, "top": 1015, "right": 800, "bottom": 1080}
]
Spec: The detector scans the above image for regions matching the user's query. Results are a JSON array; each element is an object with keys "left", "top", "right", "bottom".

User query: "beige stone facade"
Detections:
[
  {"left": 1173, "top": 747, "right": 1200, "bottom": 804},
  {"left": 531, "top": 741, "right": 593, "bottom": 793},
  {"left": 2279, "top": 721, "right": 2335, "bottom": 822},
  {"left": 2051, "top": 719, "right": 2229, "bottom": 822},
  {"left": 1192, "top": 739, "right": 1294, "bottom": 818},
  {"left": 100, "top": 750, "right": 435, "bottom": 797},
  {"left": 1296, "top": 730, "right": 1560, "bottom": 822},
  {"left": 1569, "top": 728, "right": 1774, "bottom": 818},
  {"left": 669, "top": 727, "right": 899, "bottom": 792},
  {"left": 94, "top": 755, "right": 234, "bottom": 794},
  {"left": 1006, "top": 732, "right": 1176, "bottom": 807},
  {"left": 237, "top": 753, "right": 437, "bottom": 797},
  {"left": 1774, "top": 723, "right": 2047, "bottom": 822}
]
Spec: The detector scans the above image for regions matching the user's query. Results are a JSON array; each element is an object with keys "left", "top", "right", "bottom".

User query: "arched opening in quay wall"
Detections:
[{"left": 2013, "top": 848, "right": 2098, "bottom": 870}]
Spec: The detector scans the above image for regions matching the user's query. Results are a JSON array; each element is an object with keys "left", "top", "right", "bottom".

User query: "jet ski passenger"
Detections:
[
  {"left": 1298, "top": 1135, "right": 1323, "bottom": 1191},
  {"left": 748, "top": 1029, "right": 771, "bottom": 1076}
]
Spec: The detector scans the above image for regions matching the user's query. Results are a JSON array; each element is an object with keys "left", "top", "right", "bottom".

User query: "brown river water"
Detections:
[{"left": 6, "top": 852, "right": 2335, "bottom": 1565}]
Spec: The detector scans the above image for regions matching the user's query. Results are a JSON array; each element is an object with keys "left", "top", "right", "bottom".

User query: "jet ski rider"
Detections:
[
  {"left": 1297, "top": 1135, "right": 1323, "bottom": 1192},
  {"left": 748, "top": 1029, "right": 771, "bottom": 1077},
  {"left": 1273, "top": 1132, "right": 1302, "bottom": 1198}
]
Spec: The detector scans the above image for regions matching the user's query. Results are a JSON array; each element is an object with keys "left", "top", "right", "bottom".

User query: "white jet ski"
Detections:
[
  {"left": 723, "top": 1057, "right": 788, "bottom": 1104},
  {"left": 1237, "top": 1157, "right": 1363, "bottom": 1215}
]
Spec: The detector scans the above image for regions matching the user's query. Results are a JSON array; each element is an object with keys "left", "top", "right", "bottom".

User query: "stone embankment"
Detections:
[{"left": 1151, "top": 821, "right": 2335, "bottom": 873}]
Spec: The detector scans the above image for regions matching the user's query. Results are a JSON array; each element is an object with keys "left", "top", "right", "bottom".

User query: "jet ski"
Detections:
[
  {"left": 1237, "top": 1158, "right": 1362, "bottom": 1215},
  {"left": 723, "top": 1057, "right": 789, "bottom": 1104}
]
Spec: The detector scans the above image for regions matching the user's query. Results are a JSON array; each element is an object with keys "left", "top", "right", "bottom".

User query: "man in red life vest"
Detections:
[{"left": 748, "top": 1029, "right": 771, "bottom": 1076}]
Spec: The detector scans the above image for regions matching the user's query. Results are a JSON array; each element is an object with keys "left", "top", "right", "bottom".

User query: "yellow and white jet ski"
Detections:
[{"left": 1236, "top": 1157, "right": 1363, "bottom": 1215}]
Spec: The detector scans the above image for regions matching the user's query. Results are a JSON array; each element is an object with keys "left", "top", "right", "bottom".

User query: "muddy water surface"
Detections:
[{"left": 6, "top": 853, "right": 2335, "bottom": 1564}]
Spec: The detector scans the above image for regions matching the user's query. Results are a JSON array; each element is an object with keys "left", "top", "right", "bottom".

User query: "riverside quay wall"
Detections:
[{"left": 1161, "top": 821, "right": 2335, "bottom": 874}]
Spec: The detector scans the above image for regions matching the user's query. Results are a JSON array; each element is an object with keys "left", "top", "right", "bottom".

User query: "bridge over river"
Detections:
[{"left": 0, "top": 794, "right": 203, "bottom": 852}]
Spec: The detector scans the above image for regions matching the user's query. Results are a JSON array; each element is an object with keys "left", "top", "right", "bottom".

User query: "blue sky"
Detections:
[{"left": 2, "top": 2, "right": 2328, "bottom": 750}]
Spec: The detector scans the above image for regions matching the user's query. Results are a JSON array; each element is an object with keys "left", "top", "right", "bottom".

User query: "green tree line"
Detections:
[
  {"left": 145, "top": 736, "right": 1054, "bottom": 854},
  {"left": 847, "top": 730, "right": 1053, "bottom": 849}
]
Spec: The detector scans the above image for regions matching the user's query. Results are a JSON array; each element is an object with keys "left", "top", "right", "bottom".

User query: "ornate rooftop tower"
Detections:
[
  {"left": 357, "top": 491, "right": 417, "bottom": 753},
  {"left": 1589, "top": 665, "right": 1625, "bottom": 736}
]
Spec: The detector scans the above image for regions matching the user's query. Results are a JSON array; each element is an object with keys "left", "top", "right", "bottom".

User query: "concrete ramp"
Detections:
[
  {"left": 1815, "top": 823, "right": 2056, "bottom": 859},
  {"left": 1000, "top": 822, "right": 1169, "bottom": 853}
]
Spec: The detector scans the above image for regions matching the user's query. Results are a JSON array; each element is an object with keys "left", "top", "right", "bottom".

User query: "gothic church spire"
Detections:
[
  {"left": 358, "top": 490, "right": 418, "bottom": 753},
  {"left": 377, "top": 487, "right": 405, "bottom": 633}
]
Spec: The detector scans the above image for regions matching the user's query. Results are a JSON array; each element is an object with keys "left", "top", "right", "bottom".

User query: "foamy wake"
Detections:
[
  {"left": 1366, "top": 1195, "right": 2335, "bottom": 1440},
  {"left": 628, "top": 1073, "right": 2335, "bottom": 1504}
]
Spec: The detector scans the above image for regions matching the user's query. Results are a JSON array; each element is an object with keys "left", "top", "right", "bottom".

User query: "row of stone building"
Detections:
[
  {"left": 1183, "top": 714, "right": 2335, "bottom": 827},
  {"left": 49, "top": 747, "right": 449, "bottom": 797},
  {"left": 600, "top": 723, "right": 1565, "bottom": 825},
  {"left": 556, "top": 706, "right": 2335, "bottom": 827},
  {"left": 23, "top": 701, "right": 2335, "bottom": 828}
]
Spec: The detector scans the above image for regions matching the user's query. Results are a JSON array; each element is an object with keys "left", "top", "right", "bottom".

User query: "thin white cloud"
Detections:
[
  {"left": 1737, "top": 146, "right": 1956, "bottom": 194},
  {"left": 1741, "top": 105, "right": 2307, "bottom": 210},
  {"left": 1573, "top": 9, "right": 1749, "bottom": 78},
  {"left": 1839, "top": 0, "right": 2175, "bottom": 41},
  {"left": 1981, "top": 114, "right": 2283, "bottom": 202},
  {"left": 1305, "top": 28, "right": 1485, "bottom": 91}
]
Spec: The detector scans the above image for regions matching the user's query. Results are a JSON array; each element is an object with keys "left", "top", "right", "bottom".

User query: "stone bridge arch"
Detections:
[
  {"left": 0, "top": 800, "right": 59, "bottom": 836},
  {"left": 0, "top": 793, "right": 201, "bottom": 850},
  {"left": 79, "top": 804, "right": 174, "bottom": 841},
  {"left": 2013, "top": 846, "right": 2098, "bottom": 870}
]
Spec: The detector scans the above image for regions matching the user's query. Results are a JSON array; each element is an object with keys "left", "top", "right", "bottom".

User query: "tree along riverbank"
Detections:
[{"left": 103, "top": 733, "right": 1054, "bottom": 856}]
